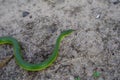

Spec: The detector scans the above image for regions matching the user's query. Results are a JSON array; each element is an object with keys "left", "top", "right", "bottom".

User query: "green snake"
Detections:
[{"left": 0, "top": 29, "right": 74, "bottom": 71}]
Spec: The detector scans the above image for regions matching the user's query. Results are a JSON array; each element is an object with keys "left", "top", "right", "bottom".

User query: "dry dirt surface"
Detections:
[{"left": 0, "top": 0, "right": 120, "bottom": 80}]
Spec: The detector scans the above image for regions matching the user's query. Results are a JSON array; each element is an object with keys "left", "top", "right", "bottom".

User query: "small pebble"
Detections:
[
  {"left": 22, "top": 11, "right": 30, "bottom": 17},
  {"left": 110, "top": 0, "right": 120, "bottom": 4},
  {"left": 96, "top": 14, "right": 100, "bottom": 19}
]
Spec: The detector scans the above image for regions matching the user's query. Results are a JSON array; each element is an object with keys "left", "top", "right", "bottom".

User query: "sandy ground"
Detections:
[{"left": 0, "top": 0, "right": 120, "bottom": 80}]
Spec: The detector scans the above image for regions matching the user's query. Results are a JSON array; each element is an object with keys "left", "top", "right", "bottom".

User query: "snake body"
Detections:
[{"left": 0, "top": 29, "right": 74, "bottom": 71}]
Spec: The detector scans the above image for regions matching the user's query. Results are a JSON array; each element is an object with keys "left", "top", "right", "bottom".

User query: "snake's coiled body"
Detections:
[{"left": 0, "top": 29, "right": 74, "bottom": 71}]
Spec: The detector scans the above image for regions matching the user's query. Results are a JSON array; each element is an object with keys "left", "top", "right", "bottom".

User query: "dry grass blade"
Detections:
[{"left": 0, "top": 55, "right": 14, "bottom": 68}]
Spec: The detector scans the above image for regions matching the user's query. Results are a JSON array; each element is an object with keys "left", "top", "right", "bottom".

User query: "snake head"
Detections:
[{"left": 61, "top": 29, "right": 75, "bottom": 36}]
